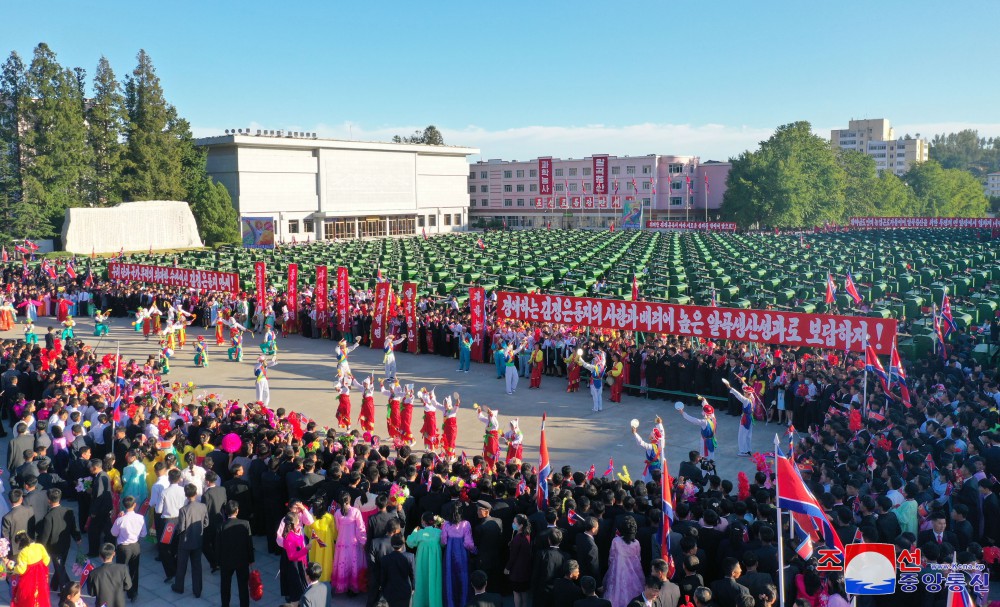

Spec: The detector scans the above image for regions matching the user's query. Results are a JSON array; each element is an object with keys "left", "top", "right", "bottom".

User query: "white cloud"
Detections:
[{"left": 191, "top": 120, "right": 1000, "bottom": 163}]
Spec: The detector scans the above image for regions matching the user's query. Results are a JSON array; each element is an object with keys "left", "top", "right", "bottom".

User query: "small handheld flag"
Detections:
[{"left": 537, "top": 413, "right": 551, "bottom": 511}]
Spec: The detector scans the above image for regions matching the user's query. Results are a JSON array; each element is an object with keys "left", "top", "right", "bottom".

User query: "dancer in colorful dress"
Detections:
[
  {"left": 193, "top": 335, "right": 209, "bottom": 368},
  {"left": 255, "top": 355, "right": 277, "bottom": 407},
  {"left": 723, "top": 378, "right": 756, "bottom": 457},
  {"left": 474, "top": 404, "right": 501, "bottom": 469},
  {"left": 334, "top": 371, "right": 355, "bottom": 430},
  {"left": 441, "top": 393, "right": 459, "bottom": 460},
  {"left": 215, "top": 309, "right": 229, "bottom": 346},
  {"left": 23, "top": 320, "right": 37, "bottom": 345},
  {"left": 16, "top": 297, "right": 42, "bottom": 323},
  {"left": 579, "top": 349, "right": 606, "bottom": 412},
  {"left": 149, "top": 304, "right": 162, "bottom": 334},
  {"left": 335, "top": 336, "right": 361, "bottom": 376},
  {"left": 399, "top": 384, "right": 416, "bottom": 445},
  {"left": 528, "top": 343, "right": 544, "bottom": 389},
  {"left": 355, "top": 375, "right": 377, "bottom": 433},
  {"left": 382, "top": 333, "right": 406, "bottom": 379},
  {"left": 0, "top": 298, "right": 15, "bottom": 331},
  {"left": 677, "top": 397, "right": 718, "bottom": 460},
  {"left": 608, "top": 353, "right": 625, "bottom": 403},
  {"left": 630, "top": 416, "right": 664, "bottom": 482},
  {"left": 381, "top": 378, "right": 404, "bottom": 440},
  {"left": 504, "top": 340, "right": 526, "bottom": 395},
  {"left": 260, "top": 325, "right": 277, "bottom": 356},
  {"left": 159, "top": 338, "right": 173, "bottom": 375},
  {"left": 502, "top": 418, "right": 524, "bottom": 463},
  {"left": 175, "top": 308, "right": 194, "bottom": 349},
  {"left": 60, "top": 314, "right": 76, "bottom": 343},
  {"left": 565, "top": 350, "right": 582, "bottom": 393},
  {"left": 228, "top": 328, "right": 244, "bottom": 362},
  {"left": 93, "top": 309, "right": 111, "bottom": 336},
  {"left": 418, "top": 388, "right": 441, "bottom": 451}
]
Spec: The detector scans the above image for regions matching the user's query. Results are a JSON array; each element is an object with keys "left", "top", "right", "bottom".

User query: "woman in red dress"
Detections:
[
  {"left": 399, "top": 385, "right": 415, "bottom": 445},
  {"left": 441, "top": 394, "right": 459, "bottom": 460},
  {"left": 565, "top": 351, "right": 581, "bottom": 392},
  {"left": 6, "top": 532, "right": 52, "bottom": 607},
  {"left": 357, "top": 376, "right": 376, "bottom": 433},
  {"left": 418, "top": 388, "right": 440, "bottom": 451},
  {"left": 334, "top": 372, "right": 354, "bottom": 429}
]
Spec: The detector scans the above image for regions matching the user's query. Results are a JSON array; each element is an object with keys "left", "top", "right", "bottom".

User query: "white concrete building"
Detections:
[
  {"left": 830, "top": 118, "right": 928, "bottom": 176},
  {"left": 197, "top": 132, "right": 478, "bottom": 242},
  {"left": 987, "top": 172, "right": 1000, "bottom": 199}
]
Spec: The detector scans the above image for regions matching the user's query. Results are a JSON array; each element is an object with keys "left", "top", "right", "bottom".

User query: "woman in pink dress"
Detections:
[
  {"left": 332, "top": 491, "right": 367, "bottom": 594},
  {"left": 602, "top": 518, "right": 644, "bottom": 607}
]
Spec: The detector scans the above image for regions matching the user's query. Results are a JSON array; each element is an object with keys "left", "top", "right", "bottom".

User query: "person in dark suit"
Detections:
[
  {"left": 300, "top": 561, "right": 329, "bottom": 607},
  {"left": 917, "top": 512, "right": 958, "bottom": 548},
  {"left": 466, "top": 569, "right": 504, "bottom": 607},
  {"left": 575, "top": 517, "right": 601, "bottom": 583},
  {"left": 380, "top": 534, "right": 415, "bottom": 607},
  {"left": 627, "top": 576, "right": 664, "bottom": 607},
  {"left": 574, "top": 576, "right": 612, "bottom": 607},
  {"left": 218, "top": 500, "right": 255, "bottom": 607},
  {"left": 202, "top": 471, "right": 228, "bottom": 573},
  {"left": 651, "top": 558, "right": 681, "bottom": 607},
  {"left": 173, "top": 483, "right": 208, "bottom": 597},
  {"left": 88, "top": 458, "right": 114, "bottom": 556},
  {"left": 735, "top": 553, "right": 772, "bottom": 599},
  {"left": 472, "top": 500, "right": 504, "bottom": 592},
  {"left": 367, "top": 519, "right": 402, "bottom": 607},
  {"left": 552, "top": 560, "right": 584, "bottom": 607},
  {"left": 6, "top": 422, "right": 34, "bottom": 472},
  {"left": 531, "top": 528, "right": 568, "bottom": 607},
  {"left": 1, "top": 489, "right": 35, "bottom": 557},
  {"left": 678, "top": 451, "right": 707, "bottom": 487},
  {"left": 709, "top": 558, "right": 752, "bottom": 607},
  {"left": 950, "top": 504, "right": 974, "bottom": 550},
  {"left": 36, "top": 488, "right": 80, "bottom": 591},
  {"left": 87, "top": 542, "right": 132, "bottom": 607}
]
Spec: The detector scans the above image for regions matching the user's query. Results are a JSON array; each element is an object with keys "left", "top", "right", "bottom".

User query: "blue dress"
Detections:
[{"left": 442, "top": 521, "right": 473, "bottom": 607}]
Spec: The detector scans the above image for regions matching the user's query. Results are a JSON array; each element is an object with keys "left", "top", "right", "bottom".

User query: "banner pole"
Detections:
[{"left": 774, "top": 434, "right": 787, "bottom": 607}]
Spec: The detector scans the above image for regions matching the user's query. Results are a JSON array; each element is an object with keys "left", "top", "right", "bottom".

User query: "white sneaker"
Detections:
[{"left": 507, "top": 392, "right": 513, "bottom": 395}]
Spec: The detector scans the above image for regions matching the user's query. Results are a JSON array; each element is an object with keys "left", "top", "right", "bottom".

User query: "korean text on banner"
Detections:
[
  {"left": 592, "top": 155, "right": 608, "bottom": 195},
  {"left": 849, "top": 217, "right": 1000, "bottom": 229},
  {"left": 538, "top": 158, "right": 553, "bottom": 195},
  {"left": 315, "top": 265, "right": 328, "bottom": 331},
  {"left": 108, "top": 263, "right": 240, "bottom": 293},
  {"left": 495, "top": 292, "right": 897, "bottom": 355},
  {"left": 370, "top": 282, "right": 392, "bottom": 349},
  {"left": 646, "top": 220, "right": 738, "bottom": 231},
  {"left": 336, "top": 266, "right": 350, "bottom": 333},
  {"left": 403, "top": 282, "right": 418, "bottom": 354},
  {"left": 287, "top": 264, "right": 298, "bottom": 319},
  {"left": 469, "top": 287, "right": 486, "bottom": 361}
]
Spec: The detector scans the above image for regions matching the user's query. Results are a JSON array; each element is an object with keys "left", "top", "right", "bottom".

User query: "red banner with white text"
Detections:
[
  {"left": 469, "top": 286, "right": 486, "bottom": 362},
  {"left": 646, "top": 220, "right": 738, "bottom": 231},
  {"left": 287, "top": 264, "right": 298, "bottom": 324},
  {"left": 254, "top": 262, "right": 266, "bottom": 309},
  {"left": 370, "top": 281, "right": 392, "bottom": 349},
  {"left": 336, "top": 266, "right": 350, "bottom": 333},
  {"left": 402, "top": 281, "right": 418, "bottom": 354},
  {"left": 592, "top": 155, "right": 608, "bottom": 195},
  {"left": 496, "top": 291, "right": 897, "bottom": 355},
  {"left": 108, "top": 263, "right": 240, "bottom": 293},
  {"left": 849, "top": 217, "right": 1000, "bottom": 229},
  {"left": 315, "top": 265, "right": 328, "bottom": 333},
  {"left": 538, "top": 158, "right": 553, "bottom": 195}
]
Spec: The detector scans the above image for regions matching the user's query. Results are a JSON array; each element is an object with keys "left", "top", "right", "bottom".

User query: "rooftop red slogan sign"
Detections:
[
  {"left": 592, "top": 155, "right": 608, "bottom": 195},
  {"left": 849, "top": 217, "right": 1000, "bottom": 229},
  {"left": 538, "top": 158, "right": 553, "bottom": 195},
  {"left": 108, "top": 263, "right": 240, "bottom": 293},
  {"left": 496, "top": 291, "right": 897, "bottom": 355}
]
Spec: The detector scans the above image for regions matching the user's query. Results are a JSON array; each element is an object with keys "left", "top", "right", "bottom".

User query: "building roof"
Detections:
[{"left": 195, "top": 133, "right": 478, "bottom": 156}]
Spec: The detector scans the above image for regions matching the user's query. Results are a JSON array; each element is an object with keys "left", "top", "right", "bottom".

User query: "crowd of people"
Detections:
[{"left": 1, "top": 256, "right": 999, "bottom": 607}]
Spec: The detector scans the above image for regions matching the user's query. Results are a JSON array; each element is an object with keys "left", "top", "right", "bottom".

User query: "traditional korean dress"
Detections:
[
  {"left": 331, "top": 505, "right": 367, "bottom": 594},
  {"left": 407, "top": 525, "right": 443, "bottom": 607},
  {"left": 306, "top": 512, "right": 337, "bottom": 583}
]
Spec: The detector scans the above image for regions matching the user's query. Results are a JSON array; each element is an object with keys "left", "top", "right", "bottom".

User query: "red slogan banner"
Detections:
[
  {"left": 287, "top": 264, "right": 298, "bottom": 322},
  {"left": 469, "top": 287, "right": 486, "bottom": 362},
  {"left": 336, "top": 266, "right": 350, "bottom": 333},
  {"left": 496, "top": 291, "right": 897, "bottom": 355},
  {"left": 370, "top": 282, "right": 392, "bottom": 349},
  {"left": 108, "top": 263, "right": 240, "bottom": 293},
  {"left": 592, "top": 155, "right": 608, "bottom": 195},
  {"left": 538, "top": 158, "right": 553, "bottom": 195},
  {"left": 849, "top": 217, "right": 1000, "bottom": 229},
  {"left": 254, "top": 262, "right": 266, "bottom": 308},
  {"left": 402, "top": 281, "right": 418, "bottom": 354},
  {"left": 646, "top": 221, "right": 738, "bottom": 231},
  {"left": 315, "top": 265, "right": 328, "bottom": 331}
]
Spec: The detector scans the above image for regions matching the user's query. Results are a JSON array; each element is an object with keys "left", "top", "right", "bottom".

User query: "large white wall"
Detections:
[
  {"left": 322, "top": 149, "right": 416, "bottom": 212},
  {"left": 63, "top": 200, "right": 203, "bottom": 253}
]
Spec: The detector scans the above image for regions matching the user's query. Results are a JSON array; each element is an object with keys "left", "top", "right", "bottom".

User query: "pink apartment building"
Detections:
[{"left": 468, "top": 154, "right": 730, "bottom": 229}]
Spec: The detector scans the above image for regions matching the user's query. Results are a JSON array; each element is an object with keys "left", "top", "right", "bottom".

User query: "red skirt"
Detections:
[
  {"left": 567, "top": 365, "right": 581, "bottom": 392},
  {"left": 483, "top": 430, "right": 500, "bottom": 465},
  {"left": 387, "top": 399, "right": 401, "bottom": 439},
  {"left": 443, "top": 416, "right": 458, "bottom": 455},
  {"left": 400, "top": 404, "right": 413, "bottom": 441},
  {"left": 420, "top": 411, "right": 439, "bottom": 448},
  {"left": 215, "top": 323, "right": 225, "bottom": 345},
  {"left": 530, "top": 363, "right": 543, "bottom": 388},
  {"left": 425, "top": 328, "right": 434, "bottom": 353},
  {"left": 506, "top": 442, "right": 523, "bottom": 463},
  {"left": 143, "top": 318, "right": 151, "bottom": 336},
  {"left": 359, "top": 396, "right": 375, "bottom": 432},
  {"left": 336, "top": 394, "right": 352, "bottom": 429}
]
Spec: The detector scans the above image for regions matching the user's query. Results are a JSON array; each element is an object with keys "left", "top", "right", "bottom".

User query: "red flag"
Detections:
[
  {"left": 631, "top": 274, "right": 639, "bottom": 301},
  {"left": 422, "top": 226, "right": 427, "bottom": 240},
  {"left": 844, "top": 272, "right": 863, "bottom": 305},
  {"left": 776, "top": 456, "right": 845, "bottom": 555},
  {"left": 585, "top": 465, "right": 595, "bottom": 481},
  {"left": 824, "top": 272, "right": 836, "bottom": 305},
  {"left": 537, "top": 413, "right": 550, "bottom": 511},
  {"left": 78, "top": 559, "right": 96, "bottom": 588},
  {"left": 65, "top": 262, "right": 76, "bottom": 280},
  {"left": 24, "top": 240, "right": 38, "bottom": 252},
  {"left": 603, "top": 457, "right": 614, "bottom": 477},
  {"left": 14, "top": 244, "right": 29, "bottom": 255},
  {"left": 940, "top": 294, "right": 957, "bottom": 337},
  {"left": 1, "top": 246, "right": 6, "bottom": 262},
  {"left": 852, "top": 527, "right": 863, "bottom": 543},
  {"left": 477, "top": 237, "right": 486, "bottom": 250},
  {"left": 42, "top": 260, "right": 57, "bottom": 280},
  {"left": 889, "top": 342, "right": 912, "bottom": 408},
  {"left": 704, "top": 173, "right": 709, "bottom": 194},
  {"left": 609, "top": 223, "right": 615, "bottom": 233}
]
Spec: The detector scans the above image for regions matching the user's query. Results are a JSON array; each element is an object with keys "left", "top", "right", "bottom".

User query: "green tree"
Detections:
[
  {"left": 19, "top": 43, "right": 90, "bottom": 233},
  {"left": 391, "top": 124, "right": 445, "bottom": 145},
  {"left": 721, "top": 121, "right": 845, "bottom": 228},
  {"left": 929, "top": 130, "right": 1000, "bottom": 178},
  {"left": 904, "top": 160, "right": 989, "bottom": 217},
  {"left": 190, "top": 177, "right": 240, "bottom": 245},
  {"left": 122, "top": 49, "right": 184, "bottom": 201},
  {"left": 0, "top": 51, "right": 27, "bottom": 240},
  {"left": 875, "top": 171, "right": 918, "bottom": 217},
  {"left": 87, "top": 56, "right": 127, "bottom": 206}
]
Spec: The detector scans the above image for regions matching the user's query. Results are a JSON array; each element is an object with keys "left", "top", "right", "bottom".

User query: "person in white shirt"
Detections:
[
  {"left": 180, "top": 452, "right": 206, "bottom": 496},
  {"left": 157, "top": 469, "right": 187, "bottom": 582}
]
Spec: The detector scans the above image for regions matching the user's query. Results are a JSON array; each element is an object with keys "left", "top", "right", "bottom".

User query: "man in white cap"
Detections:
[
  {"left": 335, "top": 336, "right": 361, "bottom": 376},
  {"left": 382, "top": 333, "right": 407, "bottom": 380},
  {"left": 722, "top": 378, "right": 755, "bottom": 457},
  {"left": 254, "top": 355, "right": 276, "bottom": 407},
  {"left": 677, "top": 397, "right": 717, "bottom": 460},
  {"left": 579, "top": 349, "right": 606, "bottom": 412}
]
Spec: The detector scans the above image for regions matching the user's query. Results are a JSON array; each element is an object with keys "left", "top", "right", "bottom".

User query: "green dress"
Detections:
[{"left": 406, "top": 526, "right": 443, "bottom": 607}]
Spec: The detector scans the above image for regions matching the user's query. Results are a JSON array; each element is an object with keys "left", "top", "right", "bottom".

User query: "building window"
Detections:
[
  {"left": 568, "top": 168, "right": 577, "bottom": 176},
  {"left": 626, "top": 166, "right": 636, "bottom": 175},
  {"left": 529, "top": 169, "right": 537, "bottom": 177},
  {"left": 516, "top": 184, "right": 525, "bottom": 192},
  {"left": 642, "top": 198, "right": 651, "bottom": 207},
  {"left": 583, "top": 167, "right": 591, "bottom": 176},
  {"left": 444, "top": 214, "right": 452, "bottom": 226},
  {"left": 480, "top": 185, "right": 488, "bottom": 193},
  {"left": 643, "top": 181, "right": 651, "bottom": 190},
  {"left": 669, "top": 164, "right": 683, "bottom": 174},
  {"left": 504, "top": 184, "right": 512, "bottom": 192},
  {"left": 642, "top": 165, "right": 651, "bottom": 175},
  {"left": 517, "top": 198, "right": 525, "bottom": 207},
  {"left": 303, "top": 219, "right": 314, "bottom": 233},
  {"left": 469, "top": 185, "right": 476, "bottom": 193},
  {"left": 417, "top": 215, "right": 425, "bottom": 227},
  {"left": 554, "top": 168, "right": 564, "bottom": 177},
  {"left": 555, "top": 184, "right": 564, "bottom": 192},
  {"left": 429, "top": 215, "right": 437, "bottom": 227},
  {"left": 516, "top": 169, "right": 524, "bottom": 178},
  {"left": 454, "top": 214, "right": 461, "bottom": 226},
  {"left": 530, "top": 184, "right": 537, "bottom": 192},
  {"left": 503, "top": 170, "right": 512, "bottom": 178},
  {"left": 583, "top": 183, "right": 590, "bottom": 192},
  {"left": 670, "top": 197, "right": 683, "bottom": 206},
  {"left": 504, "top": 199, "right": 513, "bottom": 207},
  {"left": 480, "top": 171, "right": 487, "bottom": 179},
  {"left": 481, "top": 199, "right": 488, "bottom": 206},
  {"left": 569, "top": 183, "right": 578, "bottom": 192},
  {"left": 469, "top": 170, "right": 476, "bottom": 179},
  {"left": 288, "top": 220, "right": 300, "bottom": 234},
  {"left": 690, "top": 196, "right": 695, "bottom": 206},
  {"left": 611, "top": 166, "right": 620, "bottom": 175},
  {"left": 671, "top": 181, "right": 682, "bottom": 190}
]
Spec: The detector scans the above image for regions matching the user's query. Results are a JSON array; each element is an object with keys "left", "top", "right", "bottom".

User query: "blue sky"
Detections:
[{"left": 5, "top": 1, "right": 999, "bottom": 161}]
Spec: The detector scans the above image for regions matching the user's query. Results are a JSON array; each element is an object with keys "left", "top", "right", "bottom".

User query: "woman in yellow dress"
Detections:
[
  {"left": 306, "top": 504, "right": 337, "bottom": 582},
  {"left": 5, "top": 532, "right": 51, "bottom": 607}
]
